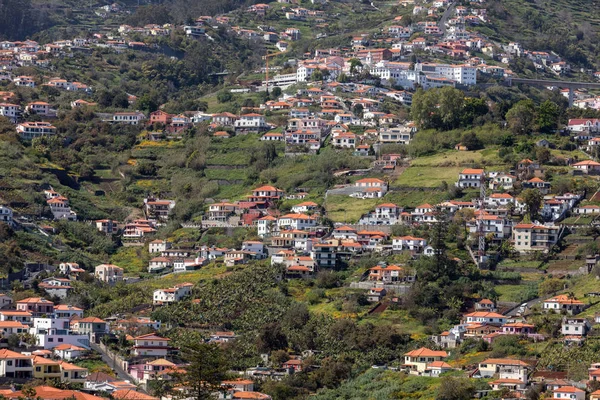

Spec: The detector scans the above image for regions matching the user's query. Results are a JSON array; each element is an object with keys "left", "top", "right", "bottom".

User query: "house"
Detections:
[
  {"left": 0, "top": 321, "right": 28, "bottom": 336},
  {"left": 404, "top": 348, "right": 448, "bottom": 374},
  {"left": 567, "top": 118, "right": 600, "bottom": 133},
  {"left": 475, "top": 299, "right": 497, "bottom": 312},
  {"left": 207, "top": 202, "right": 239, "bottom": 221},
  {"left": 553, "top": 387, "right": 585, "bottom": 400},
  {"left": 153, "top": 283, "right": 194, "bottom": 305},
  {"left": 39, "top": 278, "right": 72, "bottom": 299},
  {"left": 0, "top": 349, "right": 33, "bottom": 378},
  {"left": 523, "top": 177, "right": 551, "bottom": 194},
  {"left": 561, "top": 317, "right": 591, "bottom": 336},
  {"left": 478, "top": 358, "right": 531, "bottom": 379},
  {"left": 392, "top": 236, "right": 427, "bottom": 252},
  {"left": 463, "top": 312, "right": 506, "bottom": 325},
  {"left": 113, "top": 112, "right": 146, "bottom": 125},
  {"left": 277, "top": 213, "right": 317, "bottom": 231},
  {"left": 148, "top": 257, "right": 172, "bottom": 273},
  {"left": 58, "top": 360, "right": 88, "bottom": 383},
  {"left": 16, "top": 121, "right": 57, "bottom": 140},
  {"left": 94, "top": 264, "right": 123, "bottom": 283},
  {"left": 72, "top": 317, "right": 109, "bottom": 340},
  {"left": 573, "top": 160, "right": 600, "bottom": 174},
  {"left": 543, "top": 294, "right": 585, "bottom": 315},
  {"left": 149, "top": 240, "right": 172, "bottom": 254},
  {"left": 512, "top": 224, "right": 560, "bottom": 253},
  {"left": 16, "top": 298, "right": 54, "bottom": 317},
  {"left": 53, "top": 344, "right": 86, "bottom": 360},
  {"left": 212, "top": 112, "right": 238, "bottom": 126},
  {"left": 456, "top": 168, "right": 484, "bottom": 188},
  {"left": 234, "top": 113, "right": 269, "bottom": 132},
  {"left": 94, "top": 219, "right": 119, "bottom": 234},
  {"left": 248, "top": 185, "right": 285, "bottom": 203},
  {"left": 291, "top": 201, "right": 319, "bottom": 214},
  {"left": 311, "top": 242, "right": 338, "bottom": 268},
  {"left": 132, "top": 333, "right": 172, "bottom": 357},
  {"left": 0, "top": 294, "right": 12, "bottom": 308},
  {"left": 368, "top": 264, "right": 406, "bottom": 283},
  {"left": 26, "top": 101, "right": 54, "bottom": 117},
  {"left": 0, "top": 103, "right": 20, "bottom": 122},
  {"left": 488, "top": 173, "right": 516, "bottom": 191},
  {"left": 367, "top": 287, "right": 387, "bottom": 302},
  {"left": 0, "top": 311, "right": 32, "bottom": 325},
  {"left": 144, "top": 198, "right": 175, "bottom": 221}
]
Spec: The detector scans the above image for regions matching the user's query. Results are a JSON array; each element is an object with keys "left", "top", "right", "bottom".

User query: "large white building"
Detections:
[{"left": 415, "top": 63, "right": 477, "bottom": 85}]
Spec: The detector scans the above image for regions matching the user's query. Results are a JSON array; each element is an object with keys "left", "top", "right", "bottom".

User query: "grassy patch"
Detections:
[
  {"left": 325, "top": 195, "right": 379, "bottom": 223},
  {"left": 110, "top": 246, "right": 151, "bottom": 274},
  {"left": 395, "top": 166, "right": 464, "bottom": 188}
]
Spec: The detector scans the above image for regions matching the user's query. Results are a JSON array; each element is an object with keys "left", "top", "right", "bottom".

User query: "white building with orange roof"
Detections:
[
  {"left": 332, "top": 225, "right": 358, "bottom": 240},
  {"left": 553, "top": 386, "right": 585, "bottom": 400},
  {"left": 0, "top": 310, "right": 32, "bottom": 325},
  {"left": 132, "top": 333, "right": 172, "bottom": 357},
  {"left": 463, "top": 311, "right": 506, "bottom": 325},
  {"left": 392, "top": 236, "right": 427, "bottom": 252},
  {"left": 368, "top": 264, "right": 406, "bottom": 282},
  {"left": 478, "top": 358, "right": 531, "bottom": 379},
  {"left": 358, "top": 203, "right": 402, "bottom": 225},
  {"left": 291, "top": 201, "right": 319, "bottom": 214},
  {"left": 248, "top": 185, "right": 285, "bottom": 203},
  {"left": 153, "top": 283, "right": 193, "bottom": 305},
  {"left": 257, "top": 215, "right": 278, "bottom": 238},
  {"left": 16, "top": 121, "right": 56, "bottom": 140},
  {"left": 456, "top": 168, "right": 484, "bottom": 188},
  {"left": 367, "top": 287, "right": 387, "bottom": 302},
  {"left": 16, "top": 297, "right": 54, "bottom": 317},
  {"left": 485, "top": 193, "right": 516, "bottom": 207},
  {"left": 26, "top": 101, "right": 54, "bottom": 117},
  {"left": 543, "top": 294, "right": 586, "bottom": 315},
  {"left": 512, "top": 223, "right": 559, "bottom": 253},
  {"left": 53, "top": 344, "right": 86, "bottom": 360},
  {"left": 277, "top": 213, "right": 317, "bottom": 231},
  {"left": 404, "top": 347, "right": 448, "bottom": 374},
  {"left": 573, "top": 159, "right": 600, "bottom": 174}
]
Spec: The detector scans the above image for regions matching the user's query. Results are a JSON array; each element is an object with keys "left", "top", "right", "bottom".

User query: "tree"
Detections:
[
  {"left": 174, "top": 342, "right": 229, "bottom": 400},
  {"left": 271, "top": 86, "right": 282, "bottom": 98},
  {"left": 349, "top": 58, "right": 362, "bottom": 74},
  {"left": 353, "top": 104, "right": 364, "bottom": 119},
  {"left": 217, "top": 91, "right": 233, "bottom": 103},
  {"left": 535, "top": 147, "right": 551, "bottom": 165},
  {"left": 506, "top": 99, "right": 536, "bottom": 135},
  {"left": 312, "top": 69, "right": 324, "bottom": 82},
  {"left": 436, "top": 376, "right": 475, "bottom": 400},
  {"left": 521, "top": 188, "right": 543, "bottom": 221},
  {"left": 536, "top": 100, "right": 560, "bottom": 133},
  {"left": 460, "top": 132, "right": 483, "bottom": 150}
]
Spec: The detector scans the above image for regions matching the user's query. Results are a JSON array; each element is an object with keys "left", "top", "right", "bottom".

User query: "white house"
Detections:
[
  {"left": 152, "top": 283, "right": 194, "bottom": 305},
  {"left": 234, "top": 113, "right": 268, "bottom": 131},
  {"left": 456, "top": 168, "right": 484, "bottom": 188},
  {"left": 463, "top": 312, "right": 506, "bottom": 325},
  {"left": 132, "top": 333, "right": 171, "bottom": 357},
  {"left": 553, "top": 386, "right": 585, "bottom": 400}
]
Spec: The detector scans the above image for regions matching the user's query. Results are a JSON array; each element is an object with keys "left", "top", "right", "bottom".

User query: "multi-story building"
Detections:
[
  {"left": 16, "top": 298, "right": 54, "bottom": 317},
  {"left": 415, "top": 63, "right": 477, "bottom": 85},
  {"left": 152, "top": 283, "right": 194, "bottom": 305},
  {"left": 311, "top": 242, "right": 337, "bottom": 268},
  {"left": 456, "top": 168, "right": 484, "bottom": 188},
  {"left": 94, "top": 264, "right": 123, "bottom": 283},
  {"left": 16, "top": 121, "right": 56, "bottom": 140},
  {"left": 0, "top": 103, "right": 20, "bottom": 122},
  {"left": 132, "top": 333, "right": 172, "bottom": 357},
  {"left": 512, "top": 223, "right": 560, "bottom": 253}
]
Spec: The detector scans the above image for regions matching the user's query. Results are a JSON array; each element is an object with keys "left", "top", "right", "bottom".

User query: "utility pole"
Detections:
[{"left": 477, "top": 170, "right": 486, "bottom": 268}]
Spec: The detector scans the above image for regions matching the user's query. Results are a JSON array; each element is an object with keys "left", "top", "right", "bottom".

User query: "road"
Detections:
[
  {"left": 439, "top": 2, "right": 456, "bottom": 35},
  {"left": 504, "top": 296, "right": 543, "bottom": 317},
  {"left": 90, "top": 342, "right": 135, "bottom": 383}
]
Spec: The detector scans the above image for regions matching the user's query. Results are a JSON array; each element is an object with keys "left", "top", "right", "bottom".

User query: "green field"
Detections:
[{"left": 395, "top": 166, "right": 465, "bottom": 188}]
